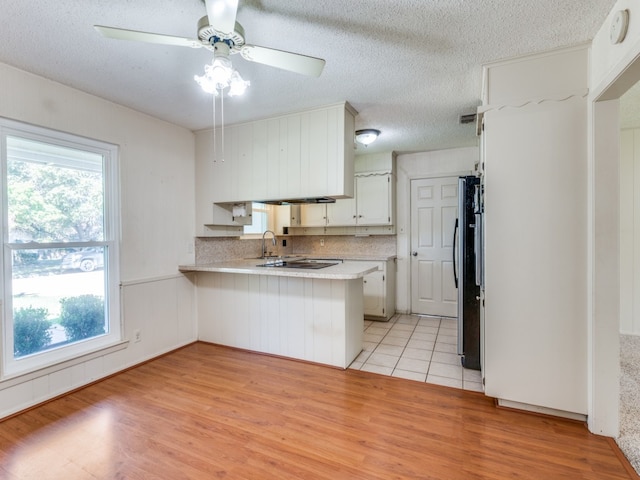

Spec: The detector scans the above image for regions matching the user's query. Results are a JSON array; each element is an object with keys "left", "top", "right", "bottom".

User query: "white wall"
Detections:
[
  {"left": 0, "top": 63, "right": 197, "bottom": 419},
  {"left": 395, "top": 147, "right": 478, "bottom": 313},
  {"left": 620, "top": 128, "right": 640, "bottom": 335}
]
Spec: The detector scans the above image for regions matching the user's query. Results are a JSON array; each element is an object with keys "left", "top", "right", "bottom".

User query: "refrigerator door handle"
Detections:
[
  {"left": 474, "top": 213, "right": 483, "bottom": 287},
  {"left": 453, "top": 218, "right": 459, "bottom": 289}
]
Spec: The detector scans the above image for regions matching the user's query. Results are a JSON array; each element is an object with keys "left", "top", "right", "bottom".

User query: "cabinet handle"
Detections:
[{"left": 412, "top": 251, "right": 418, "bottom": 256}]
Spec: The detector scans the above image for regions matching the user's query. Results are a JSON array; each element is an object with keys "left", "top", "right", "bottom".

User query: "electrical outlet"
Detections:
[
  {"left": 320, "top": 238, "right": 324, "bottom": 247},
  {"left": 134, "top": 329, "right": 141, "bottom": 343}
]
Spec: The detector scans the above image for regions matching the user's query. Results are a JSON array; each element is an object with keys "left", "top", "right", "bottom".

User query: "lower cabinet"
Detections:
[{"left": 352, "top": 259, "right": 396, "bottom": 321}]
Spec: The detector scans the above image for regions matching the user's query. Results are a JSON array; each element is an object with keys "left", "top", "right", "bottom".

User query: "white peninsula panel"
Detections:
[{"left": 195, "top": 271, "right": 364, "bottom": 369}]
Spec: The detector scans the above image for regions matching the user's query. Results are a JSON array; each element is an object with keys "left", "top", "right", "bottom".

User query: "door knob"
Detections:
[{"left": 412, "top": 252, "right": 418, "bottom": 257}]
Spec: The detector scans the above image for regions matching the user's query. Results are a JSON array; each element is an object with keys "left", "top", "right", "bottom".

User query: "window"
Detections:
[
  {"left": 243, "top": 202, "right": 271, "bottom": 235},
  {"left": 1, "top": 119, "right": 120, "bottom": 378}
]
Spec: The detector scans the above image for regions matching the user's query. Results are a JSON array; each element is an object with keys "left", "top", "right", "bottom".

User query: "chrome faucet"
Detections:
[{"left": 261, "top": 230, "right": 277, "bottom": 258}]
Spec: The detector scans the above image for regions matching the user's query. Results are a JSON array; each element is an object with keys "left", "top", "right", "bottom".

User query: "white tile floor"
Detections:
[{"left": 349, "top": 313, "right": 483, "bottom": 392}]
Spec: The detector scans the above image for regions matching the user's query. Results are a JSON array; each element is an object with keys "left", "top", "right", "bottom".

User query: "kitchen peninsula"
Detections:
[{"left": 179, "top": 259, "right": 378, "bottom": 368}]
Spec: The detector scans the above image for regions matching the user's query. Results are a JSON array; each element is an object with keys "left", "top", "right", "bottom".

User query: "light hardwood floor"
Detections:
[{"left": 0, "top": 343, "right": 637, "bottom": 479}]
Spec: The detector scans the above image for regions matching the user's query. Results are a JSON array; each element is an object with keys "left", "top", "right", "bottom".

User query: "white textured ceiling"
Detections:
[{"left": 0, "top": 0, "right": 616, "bottom": 154}]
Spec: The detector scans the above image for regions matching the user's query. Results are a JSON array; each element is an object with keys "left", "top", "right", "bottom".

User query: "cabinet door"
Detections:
[
  {"left": 326, "top": 196, "right": 356, "bottom": 226},
  {"left": 363, "top": 269, "right": 385, "bottom": 317},
  {"left": 273, "top": 205, "right": 301, "bottom": 233},
  {"left": 356, "top": 174, "right": 391, "bottom": 225},
  {"left": 299, "top": 204, "right": 327, "bottom": 226}
]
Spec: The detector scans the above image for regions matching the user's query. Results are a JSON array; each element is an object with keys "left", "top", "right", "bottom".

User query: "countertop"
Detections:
[{"left": 178, "top": 258, "right": 379, "bottom": 280}]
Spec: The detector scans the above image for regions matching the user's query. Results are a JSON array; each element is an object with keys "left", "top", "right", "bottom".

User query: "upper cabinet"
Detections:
[
  {"left": 325, "top": 174, "right": 393, "bottom": 226},
  {"left": 300, "top": 203, "right": 329, "bottom": 227},
  {"left": 293, "top": 152, "right": 397, "bottom": 235},
  {"left": 208, "top": 102, "right": 357, "bottom": 204}
]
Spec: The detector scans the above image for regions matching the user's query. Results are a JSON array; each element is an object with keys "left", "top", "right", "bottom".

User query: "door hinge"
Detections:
[{"left": 382, "top": 275, "right": 385, "bottom": 281}]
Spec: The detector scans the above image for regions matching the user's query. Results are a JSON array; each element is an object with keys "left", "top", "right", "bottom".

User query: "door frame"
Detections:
[{"left": 588, "top": 2, "right": 640, "bottom": 436}]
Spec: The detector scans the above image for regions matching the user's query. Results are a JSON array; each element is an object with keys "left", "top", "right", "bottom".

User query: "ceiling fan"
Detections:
[{"left": 94, "top": 0, "right": 326, "bottom": 78}]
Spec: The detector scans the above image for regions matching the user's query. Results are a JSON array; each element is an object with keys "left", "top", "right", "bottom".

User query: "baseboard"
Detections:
[
  {"left": 496, "top": 398, "right": 587, "bottom": 422},
  {"left": 608, "top": 437, "right": 640, "bottom": 479}
]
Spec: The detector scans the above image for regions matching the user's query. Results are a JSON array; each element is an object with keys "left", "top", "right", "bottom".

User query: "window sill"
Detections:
[{"left": 0, "top": 340, "right": 129, "bottom": 390}]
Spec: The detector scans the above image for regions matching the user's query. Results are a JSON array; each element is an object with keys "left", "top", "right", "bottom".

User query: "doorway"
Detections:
[
  {"left": 589, "top": 7, "right": 640, "bottom": 440},
  {"left": 617, "top": 79, "right": 640, "bottom": 471},
  {"left": 410, "top": 176, "right": 458, "bottom": 316}
]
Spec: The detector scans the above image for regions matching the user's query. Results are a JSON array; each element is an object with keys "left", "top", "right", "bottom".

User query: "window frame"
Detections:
[{"left": 0, "top": 118, "right": 121, "bottom": 380}]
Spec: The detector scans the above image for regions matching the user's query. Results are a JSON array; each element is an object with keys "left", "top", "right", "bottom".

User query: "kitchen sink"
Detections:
[
  {"left": 247, "top": 255, "right": 299, "bottom": 260},
  {"left": 256, "top": 258, "right": 341, "bottom": 269}
]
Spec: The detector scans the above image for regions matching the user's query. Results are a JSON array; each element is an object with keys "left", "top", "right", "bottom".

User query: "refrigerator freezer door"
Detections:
[{"left": 457, "top": 175, "right": 482, "bottom": 370}]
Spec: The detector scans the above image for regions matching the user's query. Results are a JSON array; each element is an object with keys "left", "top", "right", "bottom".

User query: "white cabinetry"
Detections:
[
  {"left": 351, "top": 259, "right": 396, "bottom": 320},
  {"left": 298, "top": 173, "right": 394, "bottom": 229},
  {"left": 273, "top": 205, "right": 300, "bottom": 235},
  {"left": 209, "top": 102, "right": 356, "bottom": 204},
  {"left": 300, "top": 204, "right": 328, "bottom": 227},
  {"left": 291, "top": 152, "right": 396, "bottom": 235},
  {"left": 194, "top": 128, "right": 247, "bottom": 236},
  {"left": 326, "top": 194, "right": 356, "bottom": 225},
  {"left": 196, "top": 272, "right": 364, "bottom": 369},
  {"left": 354, "top": 174, "right": 393, "bottom": 225},
  {"left": 325, "top": 174, "right": 392, "bottom": 226},
  {"left": 481, "top": 46, "right": 588, "bottom": 415}
]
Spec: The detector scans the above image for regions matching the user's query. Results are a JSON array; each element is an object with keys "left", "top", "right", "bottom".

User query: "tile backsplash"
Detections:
[{"left": 195, "top": 235, "right": 396, "bottom": 263}]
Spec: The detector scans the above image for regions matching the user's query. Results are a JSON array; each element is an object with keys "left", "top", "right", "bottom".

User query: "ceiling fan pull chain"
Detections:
[
  {"left": 212, "top": 92, "right": 217, "bottom": 162},
  {"left": 220, "top": 90, "right": 225, "bottom": 162}
]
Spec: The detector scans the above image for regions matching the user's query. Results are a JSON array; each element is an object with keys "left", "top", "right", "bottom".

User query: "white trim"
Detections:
[
  {"left": 120, "top": 273, "right": 186, "bottom": 287},
  {"left": 0, "top": 340, "right": 128, "bottom": 390},
  {"left": 497, "top": 398, "right": 588, "bottom": 422},
  {"left": 0, "top": 118, "right": 122, "bottom": 379}
]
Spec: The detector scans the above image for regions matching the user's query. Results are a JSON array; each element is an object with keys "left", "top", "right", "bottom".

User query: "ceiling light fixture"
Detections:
[
  {"left": 194, "top": 42, "right": 250, "bottom": 162},
  {"left": 194, "top": 44, "right": 249, "bottom": 96},
  {"left": 355, "top": 129, "right": 381, "bottom": 146}
]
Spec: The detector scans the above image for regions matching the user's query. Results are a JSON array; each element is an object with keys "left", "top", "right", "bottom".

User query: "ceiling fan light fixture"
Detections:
[
  {"left": 355, "top": 129, "right": 381, "bottom": 146},
  {"left": 194, "top": 56, "right": 249, "bottom": 96},
  {"left": 227, "top": 69, "right": 250, "bottom": 96}
]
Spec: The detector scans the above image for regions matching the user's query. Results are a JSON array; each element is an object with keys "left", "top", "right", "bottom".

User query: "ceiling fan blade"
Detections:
[
  {"left": 205, "top": 0, "right": 239, "bottom": 34},
  {"left": 94, "top": 25, "right": 203, "bottom": 48},
  {"left": 240, "top": 45, "right": 326, "bottom": 77}
]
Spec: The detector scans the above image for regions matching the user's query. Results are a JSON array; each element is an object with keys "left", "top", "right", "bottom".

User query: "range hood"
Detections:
[{"left": 260, "top": 197, "right": 337, "bottom": 205}]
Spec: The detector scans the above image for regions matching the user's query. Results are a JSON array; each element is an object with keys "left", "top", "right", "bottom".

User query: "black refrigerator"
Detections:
[{"left": 455, "top": 176, "right": 482, "bottom": 371}]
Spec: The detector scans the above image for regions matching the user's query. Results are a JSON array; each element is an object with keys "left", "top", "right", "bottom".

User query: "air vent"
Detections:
[{"left": 459, "top": 113, "right": 477, "bottom": 125}]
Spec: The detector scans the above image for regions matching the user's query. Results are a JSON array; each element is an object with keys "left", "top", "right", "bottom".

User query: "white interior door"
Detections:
[{"left": 410, "top": 177, "right": 459, "bottom": 316}]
